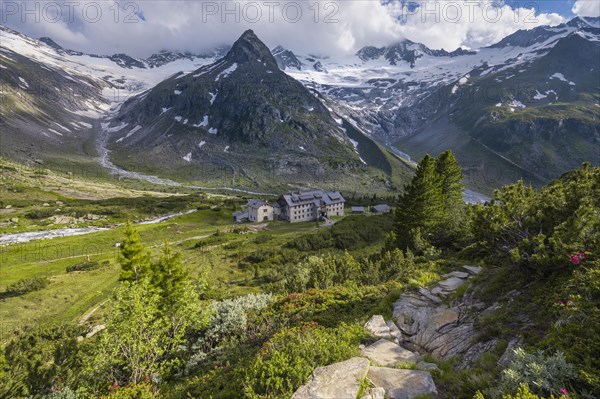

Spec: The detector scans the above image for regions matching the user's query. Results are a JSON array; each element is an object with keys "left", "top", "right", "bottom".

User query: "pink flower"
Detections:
[
  {"left": 558, "top": 300, "right": 565, "bottom": 306},
  {"left": 559, "top": 387, "right": 568, "bottom": 395},
  {"left": 571, "top": 256, "right": 580, "bottom": 265},
  {"left": 567, "top": 300, "right": 574, "bottom": 306}
]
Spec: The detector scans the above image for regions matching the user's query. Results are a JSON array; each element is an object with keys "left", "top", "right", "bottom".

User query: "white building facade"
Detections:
[{"left": 277, "top": 190, "right": 345, "bottom": 223}]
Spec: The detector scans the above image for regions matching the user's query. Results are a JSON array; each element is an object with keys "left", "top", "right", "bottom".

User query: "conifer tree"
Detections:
[
  {"left": 152, "top": 243, "right": 188, "bottom": 304},
  {"left": 395, "top": 154, "right": 444, "bottom": 249},
  {"left": 435, "top": 150, "right": 467, "bottom": 245},
  {"left": 118, "top": 221, "right": 152, "bottom": 282}
]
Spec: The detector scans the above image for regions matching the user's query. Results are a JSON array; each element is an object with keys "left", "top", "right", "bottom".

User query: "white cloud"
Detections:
[
  {"left": 1, "top": 0, "right": 567, "bottom": 57},
  {"left": 387, "top": 0, "right": 565, "bottom": 50},
  {"left": 572, "top": 0, "right": 600, "bottom": 17}
]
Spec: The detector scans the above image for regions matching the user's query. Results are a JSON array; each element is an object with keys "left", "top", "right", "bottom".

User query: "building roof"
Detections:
[
  {"left": 247, "top": 199, "right": 268, "bottom": 209},
  {"left": 233, "top": 210, "right": 249, "bottom": 220},
  {"left": 279, "top": 190, "right": 345, "bottom": 207},
  {"left": 351, "top": 206, "right": 365, "bottom": 212},
  {"left": 372, "top": 204, "right": 391, "bottom": 212}
]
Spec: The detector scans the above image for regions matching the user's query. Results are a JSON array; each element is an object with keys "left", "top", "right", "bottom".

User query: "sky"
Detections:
[{"left": 0, "top": 1, "right": 598, "bottom": 58}]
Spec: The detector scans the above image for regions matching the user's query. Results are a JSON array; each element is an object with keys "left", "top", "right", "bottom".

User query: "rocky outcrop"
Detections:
[
  {"left": 364, "top": 315, "right": 393, "bottom": 340},
  {"left": 367, "top": 367, "right": 437, "bottom": 399},
  {"left": 392, "top": 266, "right": 500, "bottom": 367},
  {"left": 360, "top": 387, "right": 385, "bottom": 399},
  {"left": 291, "top": 357, "right": 370, "bottom": 399},
  {"left": 292, "top": 265, "right": 496, "bottom": 399},
  {"left": 361, "top": 339, "right": 421, "bottom": 367}
]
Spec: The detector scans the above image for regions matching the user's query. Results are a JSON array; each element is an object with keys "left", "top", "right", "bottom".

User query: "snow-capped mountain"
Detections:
[
  {"left": 0, "top": 17, "right": 597, "bottom": 192},
  {"left": 100, "top": 30, "right": 405, "bottom": 191},
  {"left": 0, "top": 24, "right": 222, "bottom": 164},
  {"left": 273, "top": 17, "right": 600, "bottom": 189}
]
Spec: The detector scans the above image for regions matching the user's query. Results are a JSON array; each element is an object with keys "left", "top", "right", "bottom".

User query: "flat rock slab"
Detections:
[
  {"left": 292, "top": 357, "right": 370, "bottom": 399},
  {"left": 418, "top": 288, "right": 442, "bottom": 303},
  {"left": 365, "top": 315, "right": 392, "bottom": 339},
  {"left": 438, "top": 277, "right": 465, "bottom": 292},
  {"left": 360, "top": 387, "right": 385, "bottom": 399},
  {"left": 361, "top": 339, "right": 421, "bottom": 366},
  {"left": 462, "top": 265, "right": 483, "bottom": 275},
  {"left": 431, "top": 287, "right": 450, "bottom": 296},
  {"left": 444, "top": 271, "right": 470, "bottom": 279},
  {"left": 367, "top": 367, "right": 437, "bottom": 399}
]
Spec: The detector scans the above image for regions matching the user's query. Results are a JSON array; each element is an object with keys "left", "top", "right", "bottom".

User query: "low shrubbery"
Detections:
[
  {"left": 244, "top": 322, "right": 366, "bottom": 399},
  {"left": 5, "top": 277, "right": 49, "bottom": 295},
  {"left": 66, "top": 260, "right": 110, "bottom": 273}
]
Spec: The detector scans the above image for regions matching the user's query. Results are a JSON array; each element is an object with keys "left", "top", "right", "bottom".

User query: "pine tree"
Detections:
[
  {"left": 395, "top": 154, "right": 444, "bottom": 249},
  {"left": 118, "top": 221, "right": 151, "bottom": 282},
  {"left": 435, "top": 150, "right": 466, "bottom": 245},
  {"left": 152, "top": 243, "right": 188, "bottom": 304}
]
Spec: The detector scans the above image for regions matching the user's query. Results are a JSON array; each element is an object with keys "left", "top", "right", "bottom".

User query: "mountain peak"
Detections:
[
  {"left": 225, "top": 30, "right": 277, "bottom": 67},
  {"left": 39, "top": 37, "right": 63, "bottom": 50}
]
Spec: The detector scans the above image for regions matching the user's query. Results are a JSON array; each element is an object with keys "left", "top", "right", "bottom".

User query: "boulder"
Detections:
[
  {"left": 291, "top": 357, "right": 370, "bottom": 399},
  {"left": 416, "top": 361, "right": 439, "bottom": 371},
  {"left": 360, "top": 387, "right": 385, "bottom": 399},
  {"left": 364, "top": 315, "right": 392, "bottom": 339},
  {"left": 367, "top": 367, "right": 437, "bottom": 399},
  {"left": 85, "top": 324, "right": 105, "bottom": 339},
  {"left": 386, "top": 320, "right": 403, "bottom": 343},
  {"left": 361, "top": 339, "right": 421, "bottom": 367},
  {"left": 438, "top": 277, "right": 465, "bottom": 292},
  {"left": 462, "top": 265, "right": 483, "bottom": 275},
  {"left": 9, "top": 217, "right": 19, "bottom": 223}
]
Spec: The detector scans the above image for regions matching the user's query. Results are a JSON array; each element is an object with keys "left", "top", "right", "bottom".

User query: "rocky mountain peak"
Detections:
[{"left": 225, "top": 29, "right": 277, "bottom": 68}]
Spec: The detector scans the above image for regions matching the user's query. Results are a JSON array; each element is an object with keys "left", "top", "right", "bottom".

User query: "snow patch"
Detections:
[
  {"left": 209, "top": 91, "right": 217, "bottom": 105},
  {"left": 160, "top": 107, "right": 171, "bottom": 115},
  {"left": 208, "top": 127, "right": 218, "bottom": 134},
  {"left": 53, "top": 122, "right": 71, "bottom": 132},
  {"left": 550, "top": 73, "right": 575, "bottom": 86},
  {"left": 174, "top": 116, "right": 183, "bottom": 122},
  {"left": 48, "top": 128, "right": 63, "bottom": 136},
  {"left": 198, "top": 140, "right": 206, "bottom": 148},
  {"left": 509, "top": 99, "right": 526, "bottom": 109},
  {"left": 18, "top": 76, "right": 29, "bottom": 88},
  {"left": 174, "top": 90, "right": 182, "bottom": 95},
  {"left": 104, "top": 122, "right": 128, "bottom": 133},
  {"left": 116, "top": 125, "right": 142, "bottom": 143},
  {"left": 215, "top": 63, "right": 237, "bottom": 81},
  {"left": 193, "top": 115, "right": 209, "bottom": 128},
  {"left": 224, "top": 146, "right": 230, "bottom": 153},
  {"left": 183, "top": 152, "right": 192, "bottom": 162}
]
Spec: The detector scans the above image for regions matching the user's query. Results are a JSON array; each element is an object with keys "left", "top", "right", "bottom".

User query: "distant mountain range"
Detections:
[
  {"left": 0, "top": 18, "right": 598, "bottom": 193},
  {"left": 275, "top": 16, "right": 600, "bottom": 190}
]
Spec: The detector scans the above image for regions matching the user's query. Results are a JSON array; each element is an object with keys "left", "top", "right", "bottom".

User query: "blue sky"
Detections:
[{"left": 504, "top": 0, "right": 575, "bottom": 16}]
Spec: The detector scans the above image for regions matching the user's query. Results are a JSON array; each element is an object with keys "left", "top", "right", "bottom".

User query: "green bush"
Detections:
[
  {"left": 5, "top": 277, "right": 49, "bottom": 295},
  {"left": 244, "top": 323, "right": 366, "bottom": 399},
  {"left": 494, "top": 349, "right": 577, "bottom": 397},
  {"left": 66, "top": 260, "right": 109, "bottom": 273},
  {"left": 25, "top": 208, "right": 54, "bottom": 219},
  {"left": 100, "top": 382, "right": 159, "bottom": 398}
]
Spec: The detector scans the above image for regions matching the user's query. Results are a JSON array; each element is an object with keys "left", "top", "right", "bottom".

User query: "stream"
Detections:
[{"left": 0, "top": 209, "right": 198, "bottom": 246}]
